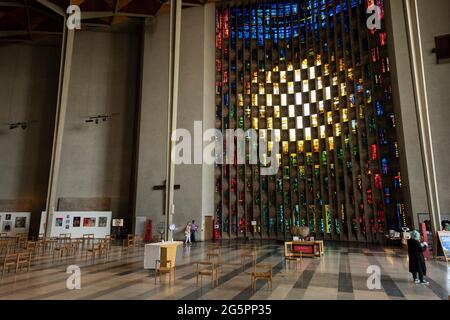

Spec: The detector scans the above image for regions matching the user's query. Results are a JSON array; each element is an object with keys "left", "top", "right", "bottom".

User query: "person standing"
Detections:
[
  {"left": 407, "top": 230, "right": 429, "bottom": 285},
  {"left": 184, "top": 222, "right": 192, "bottom": 245},
  {"left": 191, "top": 220, "right": 198, "bottom": 243}
]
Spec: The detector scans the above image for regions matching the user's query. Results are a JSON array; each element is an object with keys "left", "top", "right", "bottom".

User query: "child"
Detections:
[{"left": 184, "top": 222, "right": 192, "bottom": 245}]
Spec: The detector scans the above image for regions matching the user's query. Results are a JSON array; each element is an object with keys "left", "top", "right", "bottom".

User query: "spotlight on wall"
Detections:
[
  {"left": 8, "top": 122, "right": 27, "bottom": 130},
  {"left": 85, "top": 115, "right": 110, "bottom": 124}
]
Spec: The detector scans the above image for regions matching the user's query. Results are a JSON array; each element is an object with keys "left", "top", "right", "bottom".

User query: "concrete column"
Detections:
[
  {"left": 164, "top": 0, "right": 182, "bottom": 241},
  {"left": 44, "top": 20, "right": 75, "bottom": 237},
  {"left": 403, "top": 0, "right": 442, "bottom": 253}
]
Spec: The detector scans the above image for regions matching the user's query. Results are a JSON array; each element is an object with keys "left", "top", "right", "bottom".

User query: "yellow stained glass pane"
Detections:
[
  {"left": 259, "top": 83, "right": 265, "bottom": 94},
  {"left": 340, "top": 83, "right": 346, "bottom": 97},
  {"left": 348, "top": 68, "right": 353, "bottom": 80},
  {"left": 309, "top": 67, "right": 315, "bottom": 79},
  {"left": 328, "top": 137, "right": 334, "bottom": 150},
  {"left": 302, "top": 80, "right": 309, "bottom": 92},
  {"left": 327, "top": 111, "right": 333, "bottom": 125},
  {"left": 252, "top": 71, "right": 258, "bottom": 83},
  {"left": 335, "top": 123, "right": 341, "bottom": 136},
  {"left": 274, "top": 106, "right": 280, "bottom": 118},
  {"left": 287, "top": 61, "right": 294, "bottom": 71},
  {"left": 238, "top": 94, "right": 244, "bottom": 106},
  {"left": 313, "top": 139, "right": 319, "bottom": 152},
  {"left": 316, "top": 54, "right": 321, "bottom": 66},
  {"left": 317, "top": 77, "right": 323, "bottom": 90},
  {"left": 273, "top": 82, "right": 279, "bottom": 94},
  {"left": 324, "top": 64, "right": 329, "bottom": 76},
  {"left": 283, "top": 141, "right": 289, "bottom": 154},
  {"left": 280, "top": 71, "right": 286, "bottom": 83},
  {"left": 311, "top": 114, "right": 318, "bottom": 127},
  {"left": 326, "top": 87, "right": 331, "bottom": 100},
  {"left": 274, "top": 129, "right": 281, "bottom": 142},
  {"left": 266, "top": 71, "right": 272, "bottom": 83},
  {"left": 296, "top": 92, "right": 302, "bottom": 105},
  {"left": 320, "top": 125, "right": 326, "bottom": 139},
  {"left": 267, "top": 117, "right": 273, "bottom": 129},
  {"left": 295, "top": 69, "right": 301, "bottom": 82},
  {"left": 311, "top": 90, "right": 316, "bottom": 103},
  {"left": 339, "top": 58, "right": 345, "bottom": 72},
  {"left": 304, "top": 104, "right": 310, "bottom": 116},
  {"left": 342, "top": 108, "right": 348, "bottom": 122},
  {"left": 260, "top": 106, "right": 266, "bottom": 118},
  {"left": 253, "top": 117, "right": 259, "bottom": 129},
  {"left": 252, "top": 94, "right": 258, "bottom": 106},
  {"left": 289, "top": 105, "right": 295, "bottom": 118},
  {"left": 332, "top": 75, "right": 338, "bottom": 86},
  {"left": 297, "top": 141, "right": 304, "bottom": 153},
  {"left": 296, "top": 116, "right": 303, "bottom": 129},
  {"left": 290, "top": 129, "right": 296, "bottom": 142},
  {"left": 281, "top": 94, "right": 287, "bottom": 106},
  {"left": 305, "top": 127, "right": 311, "bottom": 141},
  {"left": 266, "top": 94, "right": 272, "bottom": 106},
  {"left": 302, "top": 58, "right": 308, "bottom": 69},
  {"left": 282, "top": 117, "right": 288, "bottom": 130},
  {"left": 288, "top": 82, "right": 294, "bottom": 94},
  {"left": 319, "top": 101, "right": 324, "bottom": 113}
]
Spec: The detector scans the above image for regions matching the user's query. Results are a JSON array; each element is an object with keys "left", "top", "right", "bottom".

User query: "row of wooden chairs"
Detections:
[
  {"left": 2, "top": 251, "right": 32, "bottom": 277},
  {"left": 153, "top": 248, "right": 273, "bottom": 292}
]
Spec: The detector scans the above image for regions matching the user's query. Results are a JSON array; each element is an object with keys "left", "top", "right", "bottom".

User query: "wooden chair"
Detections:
[
  {"left": 53, "top": 242, "right": 69, "bottom": 261},
  {"left": 285, "top": 252, "right": 302, "bottom": 270},
  {"left": 2, "top": 253, "right": 18, "bottom": 277},
  {"left": 82, "top": 234, "right": 95, "bottom": 250},
  {"left": 241, "top": 250, "right": 257, "bottom": 271},
  {"left": 17, "top": 234, "right": 28, "bottom": 249},
  {"left": 155, "top": 259, "right": 175, "bottom": 285},
  {"left": 122, "top": 234, "right": 136, "bottom": 253},
  {"left": 16, "top": 251, "right": 32, "bottom": 273},
  {"left": 250, "top": 264, "right": 273, "bottom": 292},
  {"left": 196, "top": 260, "right": 218, "bottom": 288},
  {"left": 86, "top": 240, "right": 103, "bottom": 261},
  {"left": 26, "top": 241, "right": 37, "bottom": 256}
]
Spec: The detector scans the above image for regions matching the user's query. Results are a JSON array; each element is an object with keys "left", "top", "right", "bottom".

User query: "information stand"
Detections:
[{"left": 437, "top": 231, "right": 450, "bottom": 261}]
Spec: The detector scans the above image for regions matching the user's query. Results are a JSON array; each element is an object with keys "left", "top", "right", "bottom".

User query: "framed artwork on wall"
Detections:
[
  {"left": 14, "top": 217, "right": 26, "bottom": 229},
  {"left": 55, "top": 218, "right": 63, "bottom": 227},
  {"left": 2, "top": 221, "right": 12, "bottom": 232},
  {"left": 98, "top": 217, "right": 108, "bottom": 228},
  {"left": 5, "top": 214, "right": 11, "bottom": 220},
  {"left": 73, "top": 217, "right": 81, "bottom": 227},
  {"left": 83, "top": 217, "right": 96, "bottom": 227}
]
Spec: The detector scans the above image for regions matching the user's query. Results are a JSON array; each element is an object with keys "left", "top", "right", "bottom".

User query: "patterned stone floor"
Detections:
[{"left": 0, "top": 241, "right": 448, "bottom": 300}]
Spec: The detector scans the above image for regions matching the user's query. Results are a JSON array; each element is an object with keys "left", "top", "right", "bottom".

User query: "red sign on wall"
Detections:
[{"left": 144, "top": 219, "right": 152, "bottom": 242}]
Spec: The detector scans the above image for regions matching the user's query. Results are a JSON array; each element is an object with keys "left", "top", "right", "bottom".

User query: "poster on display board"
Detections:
[
  {"left": 40, "top": 211, "right": 112, "bottom": 238},
  {"left": 0, "top": 212, "right": 31, "bottom": 236}
]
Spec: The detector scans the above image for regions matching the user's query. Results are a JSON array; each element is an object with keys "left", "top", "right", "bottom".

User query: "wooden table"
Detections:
[
  {"left": 285, "top": 241, "right": 324, "bottom": 258},
  {"left": 144, "top": 241, "right": 183, "bottom": 269}
]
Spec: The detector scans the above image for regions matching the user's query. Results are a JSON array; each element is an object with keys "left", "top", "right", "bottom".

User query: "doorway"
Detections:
[{"left": 204, "top": 216, "right": 213, "bottom": 241}]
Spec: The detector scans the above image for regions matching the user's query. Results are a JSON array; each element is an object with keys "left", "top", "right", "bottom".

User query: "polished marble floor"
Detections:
[{"left": 0, "top": 241, "right": 448, "bottom": 300}]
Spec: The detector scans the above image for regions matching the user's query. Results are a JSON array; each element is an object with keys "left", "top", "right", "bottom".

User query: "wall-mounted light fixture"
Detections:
[
  {"left": 432, "top": 34, "right": 450, "bottom": 64},
  {"left": 8, "top": 122, "right": 27, "bottom": 130},
  {"left": 85, "top": 115, "right": 109, "bottom": 124}
]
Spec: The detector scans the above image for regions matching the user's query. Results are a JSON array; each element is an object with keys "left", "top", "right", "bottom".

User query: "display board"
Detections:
[
  {"left": 437, "top": 231, "right": 450, "bottom": 261},
  {"left": 0, "top": 212, "right": 31, "bottom": 236},
  {"left": 40, "top": 211, "right": 112, "bottom": 238}
]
